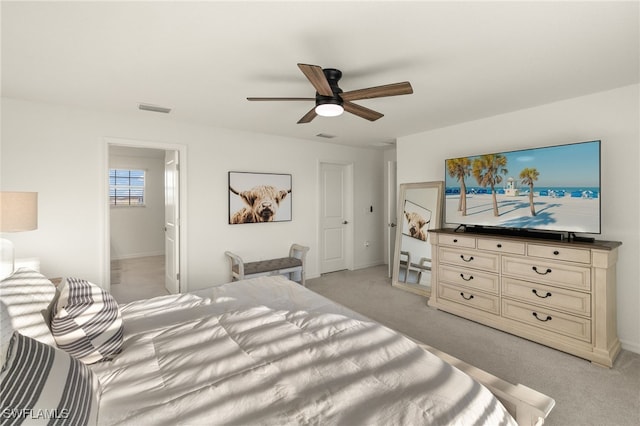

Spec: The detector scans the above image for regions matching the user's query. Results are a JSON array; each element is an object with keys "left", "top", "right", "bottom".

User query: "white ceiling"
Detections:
[{"left": 2, "top": 1, "right": 638, "bottom": 148}]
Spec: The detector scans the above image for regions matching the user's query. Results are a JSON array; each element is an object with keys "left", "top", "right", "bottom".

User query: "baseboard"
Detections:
[
  {"left": 620, "top": 339, "right": 640, "bottom": 355},
  {"left": 307, "top": 260, "right": 385, "bottom": 281},
  {"left": 353, "top": 260, "right": 385, "bottom": 270},
  {"left": 111, "top": 251, "right": 165, "bottom": 261}
]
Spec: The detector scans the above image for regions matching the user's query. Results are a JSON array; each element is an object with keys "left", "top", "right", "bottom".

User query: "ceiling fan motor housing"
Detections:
[{"left": 316, "top": 68, "right": 344, "bottom": 107}]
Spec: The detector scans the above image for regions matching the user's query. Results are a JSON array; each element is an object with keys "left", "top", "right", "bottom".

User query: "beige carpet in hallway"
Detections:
[{"left": 110, "top": 255, "right": 169, "bottom": 303}]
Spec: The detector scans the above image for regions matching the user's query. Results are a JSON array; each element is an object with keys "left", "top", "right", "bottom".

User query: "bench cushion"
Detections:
[
  {"left": 233, "top": 257, "right": 302, "bottom": 275},
  {"left": 409, "top": 263, "right": 431, "bottom": 271}
]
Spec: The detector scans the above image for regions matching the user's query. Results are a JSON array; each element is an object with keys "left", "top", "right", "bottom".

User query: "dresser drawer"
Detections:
[
  {"left": 527, "top": 243, "right": 591, "bottom": 264},
  {"left": 437, "top": 234, "right": 476, "bottom": 248},
  {"left": 502, "top": 277, "right": 591, "bottom": 316},
  {"left": 439, "top": 247, "right": 499, "bottom": 272},
  {"left": 439, "top": 282, "right": 500, "bottom": 314},
  {"left": 502, "top": 256, "right": 591, "bottom": 291},
  {"left": 439, "top": 265, "right": 499, "bottom": 294},
  {"left": 502, "top": 299, "right": 591, "bottom": 343},
  {"left": 477, "top": 238, "right": 526, "bottom": 255}
]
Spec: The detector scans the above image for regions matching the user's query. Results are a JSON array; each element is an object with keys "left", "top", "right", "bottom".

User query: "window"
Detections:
[{"left": 109, "top": 169, "right": 145, "bottom": 206}]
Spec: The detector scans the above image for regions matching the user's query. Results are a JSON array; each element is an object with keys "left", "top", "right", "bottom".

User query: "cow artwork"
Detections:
[
  {"left": 228, "top": 172, "right": 292, "bottom": 224},
  {"left": 404, "top": 211, "right": 428, "bottom": 241},
  {"left": 229, "top": 185, "right": 291, "bottom": 223},
  {"left": 402, "top": 200, "right": 432, "bottom": 242}
]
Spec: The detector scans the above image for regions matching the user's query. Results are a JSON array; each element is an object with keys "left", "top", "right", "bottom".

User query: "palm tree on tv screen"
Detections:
[
  {"left": 447, "top": 157, "right": 472, "bottom": 216},
  {"left": 472, "top": 154, "right": 508, "bottom": 217},
  {"left": 520, "top": 167, "right": 540, "bottom": 216}
]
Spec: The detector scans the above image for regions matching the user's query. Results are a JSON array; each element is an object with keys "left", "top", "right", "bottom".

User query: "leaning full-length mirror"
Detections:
[{"left": 392, "top": 181, "right": 444, "bottom": 296}]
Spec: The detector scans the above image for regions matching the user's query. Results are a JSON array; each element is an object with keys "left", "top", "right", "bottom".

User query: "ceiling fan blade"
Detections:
[
  {"left": 297, "top": 64, "right": 333, "bottom": 97},
  {"left": 247, "top": 97, "right": 315, "bottom": 101},
  {"left": 341, "top": 82, "right": 413, "bottom": 101},
  {"left": 297, "top": 107, "right": 317, "bottom": 124},
  {"left": 343, "top": 101, "right": 384, "bottom": 121}
]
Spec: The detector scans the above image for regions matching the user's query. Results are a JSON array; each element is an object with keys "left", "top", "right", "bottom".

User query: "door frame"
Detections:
[
  {"left": 317, "top": 160, "right": 354, "bottom": 274},
  {"left": 385, "top": 160, "right": 397, "bottom": 278},
  {"left": 102, "top": 137, "right": 188, "bottom": 293}
]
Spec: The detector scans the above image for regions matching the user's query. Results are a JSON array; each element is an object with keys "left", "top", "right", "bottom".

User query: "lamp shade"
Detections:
[{"left": 0, "top": 192, "right": 38, "bottom": 232}]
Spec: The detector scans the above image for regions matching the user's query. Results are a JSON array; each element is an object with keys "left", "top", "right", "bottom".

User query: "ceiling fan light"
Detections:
[{"left": 315, "top": 103, "right": 344, "bottom": 117}]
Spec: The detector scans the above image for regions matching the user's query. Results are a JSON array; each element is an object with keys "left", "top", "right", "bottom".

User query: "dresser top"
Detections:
[{"left": 430, "top": 228, "right": 622, "bottom": 250}]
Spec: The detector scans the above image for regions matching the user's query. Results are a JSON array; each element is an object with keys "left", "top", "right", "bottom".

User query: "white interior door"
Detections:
[
  {"left": 387, "top": 160, "right": 397, "bottom": 277},
  {"left": 164, "top": 150, "right": 180, "bottom": 294},
  {"left": 320, "top": 163, "right": 349, "bottom": 273}
]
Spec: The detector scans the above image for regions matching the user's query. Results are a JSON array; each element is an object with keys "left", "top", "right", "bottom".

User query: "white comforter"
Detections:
[{"left": 92, "top": 276, "right": 516, "bottom": 425}]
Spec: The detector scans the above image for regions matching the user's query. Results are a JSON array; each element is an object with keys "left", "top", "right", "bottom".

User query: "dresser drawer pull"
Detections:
[
  {"left": 460, "top": 292, "right": 474, "bottom": 301},
  {"left": 460, "top": 273, "right": 474, "bottom": 281},
  {"left": 460, "top": 255, "right": 474, "bottom": 262},
  {"left": 532, "top": 312, "right": 552, "bottom": 322},
  {"left": 532, "top": 289, "right": 552, "bottom": 298},
  {"left": 532, "top": 266, "right": 552, "bottom": 275},
  {"left": 453, "top": 239, "right": 458, "bottom": 243},
  {"left": 553, "top": 250, "right": 560, "bottom": 255},
  {"left": 497, "top": 243, "right": 502, "bottom": 248}
]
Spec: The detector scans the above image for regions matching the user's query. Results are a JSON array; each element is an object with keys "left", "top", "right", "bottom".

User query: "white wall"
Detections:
[
  {"left": 1, "top": 97, "right": 386, "bottom": 290},
  {"left": 109, "top": 151, "right": 165, "bottom": 260},
  {"left": 397, "top": 84, "right": 640, "bottom": 354}
]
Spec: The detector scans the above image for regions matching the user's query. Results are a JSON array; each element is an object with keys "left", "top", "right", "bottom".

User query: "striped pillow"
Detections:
[
  {"left": 51, "top": 278, "right": 123, "bottom": 364},
  {"left": 0, "top": 332, "right": 99, "bottom": 426}
]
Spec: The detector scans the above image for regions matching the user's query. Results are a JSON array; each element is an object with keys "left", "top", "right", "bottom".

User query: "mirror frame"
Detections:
[{"left": 391, "top": 181, "right": 444, "bottom": 297}]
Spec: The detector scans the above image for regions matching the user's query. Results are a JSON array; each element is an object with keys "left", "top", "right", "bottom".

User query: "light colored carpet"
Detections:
[
  {"left": 306, "top": 265, "right": 640, "bottom": 426},
  {"left": 110, "top": 255, "right": 169, "bottom": 303}
]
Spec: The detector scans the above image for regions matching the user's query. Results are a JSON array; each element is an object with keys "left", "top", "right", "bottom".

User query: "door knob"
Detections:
[
  {"left": 343, "top": 220, "right": 349, "bottom": 224},
  {"left": 389, "top": 223, "right": 397, "bottom": 228}
]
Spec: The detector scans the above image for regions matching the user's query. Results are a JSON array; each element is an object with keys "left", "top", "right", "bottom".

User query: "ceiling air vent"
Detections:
[
  {"left": 138, "top": 103, "right": 172, "bottom": 114},
  {"left": 316, "top": 133, "right": 337, "bottom": 139}
]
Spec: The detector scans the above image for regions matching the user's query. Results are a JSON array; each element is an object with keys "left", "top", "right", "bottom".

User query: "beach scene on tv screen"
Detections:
[{"left": 445, "top": 141, "right": 600, "bottom": 234}]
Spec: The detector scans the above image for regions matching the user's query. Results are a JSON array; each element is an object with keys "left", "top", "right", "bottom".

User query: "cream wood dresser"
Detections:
[{"left": 429, "top": 229, "right": 622, "bottom": 367}]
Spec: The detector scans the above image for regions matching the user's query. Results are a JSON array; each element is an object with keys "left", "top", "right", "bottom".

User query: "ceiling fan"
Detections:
[{"left": 247, "top": 64, "right": 413, "bottom": 124}]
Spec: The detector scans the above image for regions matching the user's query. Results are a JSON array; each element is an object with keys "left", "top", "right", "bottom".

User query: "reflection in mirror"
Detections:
[{"left": 392, "top": 181, "right": 444, "bottom": 297}]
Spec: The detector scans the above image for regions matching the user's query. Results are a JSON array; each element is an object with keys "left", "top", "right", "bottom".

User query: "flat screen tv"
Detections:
[{"left": 444, "top": 140, "right": 601, "bottom": 239}]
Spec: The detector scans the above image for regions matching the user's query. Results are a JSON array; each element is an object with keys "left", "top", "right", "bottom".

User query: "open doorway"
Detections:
[{"left": 104, "top": 139, "right": 186, "bottom": 303}]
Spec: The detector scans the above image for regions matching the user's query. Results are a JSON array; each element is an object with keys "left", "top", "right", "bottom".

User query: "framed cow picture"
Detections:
[
  {"left": 402, "top": 199, "right": 432, "bottom": 242},
  {"left": 228, "top": 172, "right": 292, "bottom": 224}
]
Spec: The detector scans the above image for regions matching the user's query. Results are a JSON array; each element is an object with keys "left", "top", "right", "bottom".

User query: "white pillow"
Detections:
[
  {"left": 0, "top": 268, "right": 57, "bottom": 347},
  {"left": 0, "top": 331, "right": 99, "bottom": 425},
  {"left": 52, "top": 277, "right": 124, "bottom": 364}
]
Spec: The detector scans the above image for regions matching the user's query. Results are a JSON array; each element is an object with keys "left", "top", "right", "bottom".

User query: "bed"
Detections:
[{"left": 0, "top": 268, "right": 554, "bottom": 425}]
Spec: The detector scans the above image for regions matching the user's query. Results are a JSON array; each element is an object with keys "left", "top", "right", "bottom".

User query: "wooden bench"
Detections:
[{"left": 224, "top": 244, "right": 310, "bottom": 286}]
